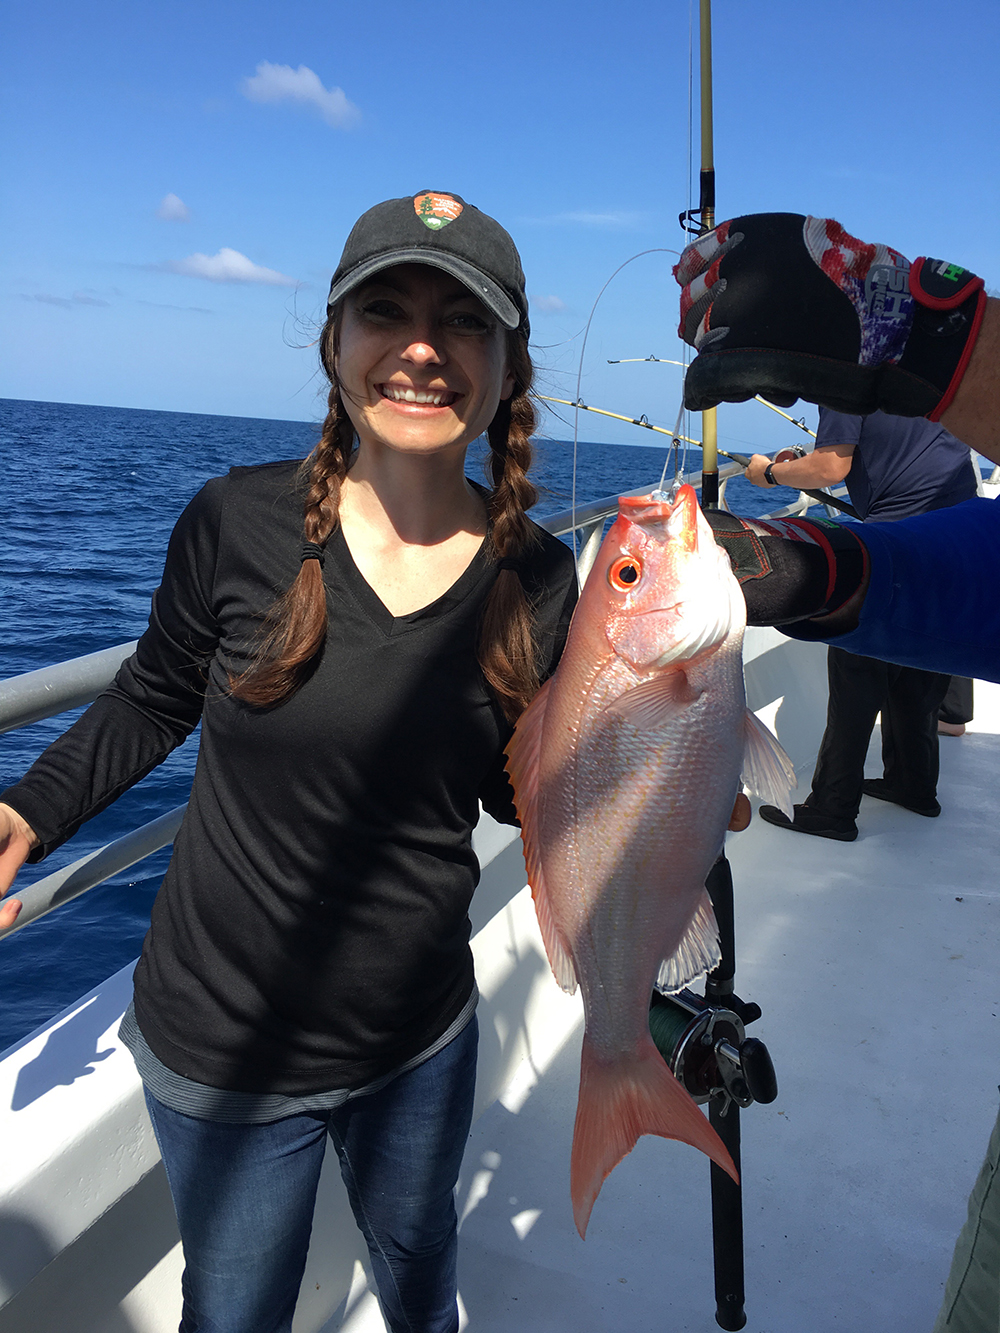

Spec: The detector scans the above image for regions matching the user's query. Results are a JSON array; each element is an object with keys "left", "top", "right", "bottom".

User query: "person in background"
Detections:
[
  {"left": 939, "top": 676, "right": 974, "bottom": 737},
  {"left": 743, "top": 408, "right": 978, "bottom": 840},
  {"left": 673, "top": 211, "right": 999, "bottom": 1333}
]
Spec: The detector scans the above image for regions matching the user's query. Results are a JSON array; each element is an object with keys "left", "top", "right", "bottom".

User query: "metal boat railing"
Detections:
[{"left": 0, "top": 465, "right": 837, "bottom": 941}]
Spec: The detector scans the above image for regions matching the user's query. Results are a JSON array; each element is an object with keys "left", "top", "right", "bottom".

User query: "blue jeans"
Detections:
[{"left": 144, "top": 1017, "right": 478, "bottom": 1333}]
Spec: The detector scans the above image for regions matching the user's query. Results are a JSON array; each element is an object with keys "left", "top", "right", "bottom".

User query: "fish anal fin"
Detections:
[
  {"left": 609, "top": 671, "right": 702, "bottom": 732},
  {"left": 571, "top": 1035, "right": 738, "bottom": 1239},
  {"left": 505, "top": 679, "right": 578, "bottom": 995},
  {"left": 742, "top": 708, "right": 796, "bottom": 818},
  {"left": 655, "top": 887, "right": 721, "bottom": 994}
]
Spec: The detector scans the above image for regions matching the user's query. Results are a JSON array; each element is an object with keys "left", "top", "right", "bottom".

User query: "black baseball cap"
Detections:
[{"left": 327, "top": 191, "right": 529, "bottom": 337}]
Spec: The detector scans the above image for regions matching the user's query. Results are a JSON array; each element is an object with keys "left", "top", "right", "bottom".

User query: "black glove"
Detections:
[
  {"left": 704, "top": 508, "right": 868, "bottom": 627},
  {"left": 676, "top": 214, "right": 986, "bottom": 420}
]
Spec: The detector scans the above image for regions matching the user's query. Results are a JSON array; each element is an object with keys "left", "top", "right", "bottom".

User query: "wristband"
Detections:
[{"left": 763, "top": 463, "right": 778, "bottom": 487}]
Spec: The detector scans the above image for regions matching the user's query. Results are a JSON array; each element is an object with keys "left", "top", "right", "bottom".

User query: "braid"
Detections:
[
  {"left": 478, "top": 334, "right": 544, "bottom": 724},
  {"left": 231, "top": 317, "right": 544, "bottom": 719},
  {"left": 229, "top": 322, "right": 354, "bottom": 706}
]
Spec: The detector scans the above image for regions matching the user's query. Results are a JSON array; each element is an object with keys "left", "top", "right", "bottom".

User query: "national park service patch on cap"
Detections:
[{"left": 413, "top": 191, "right": 463, "bottom": 231}]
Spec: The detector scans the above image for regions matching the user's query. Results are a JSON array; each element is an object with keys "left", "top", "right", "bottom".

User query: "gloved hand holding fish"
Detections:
[{"left": 505, "top": 484, "right": 794, "bottom": 1238}]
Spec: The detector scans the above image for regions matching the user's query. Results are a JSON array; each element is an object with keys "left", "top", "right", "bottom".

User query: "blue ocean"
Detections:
[{"left": 0, "top": 395, "right": 827, "bottom": 1050}]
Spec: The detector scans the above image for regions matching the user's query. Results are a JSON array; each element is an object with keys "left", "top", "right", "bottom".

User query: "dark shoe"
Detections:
[
  {"left": 862, "top": 778, "right": 940, "bottom": 818},
  {"left": 758, "top": 803, "right": 858, "bottom": 842}
]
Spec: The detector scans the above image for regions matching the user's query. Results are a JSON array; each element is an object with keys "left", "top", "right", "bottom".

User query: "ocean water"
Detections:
[{"left": 0, "top": 395, "right": 822, "bottom": 1051}]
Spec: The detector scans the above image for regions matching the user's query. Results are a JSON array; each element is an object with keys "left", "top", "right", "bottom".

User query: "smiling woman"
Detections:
[
  {"left": 231, "top": 192, "right": 552, "bottom": 722},
  {"left": 0, "top": 191, "right": 579, "bottom": 1333}
]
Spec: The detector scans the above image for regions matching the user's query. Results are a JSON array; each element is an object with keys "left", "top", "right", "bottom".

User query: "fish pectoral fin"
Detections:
[
  {"left": 654, "top": 888, "right": 722, "bottom": 994},
  {"left": 505, "top": 678, "right": 579, "bottom": 995},
  {"left": 608, "top": 671, "right": 702, "bottom": 732},
  {"left": 742, "top": 708, "right": 796, "bottom": 818},
  {"left": 532, "top": 880, "right": 579, "bottom": 994}
]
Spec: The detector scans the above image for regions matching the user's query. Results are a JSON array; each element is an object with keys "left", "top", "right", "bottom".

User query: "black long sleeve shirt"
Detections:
[{"left": 3, "top": 461, "right": 578, "bottom": 1093}]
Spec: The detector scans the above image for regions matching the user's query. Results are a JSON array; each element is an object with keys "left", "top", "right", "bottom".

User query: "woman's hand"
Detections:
[{"left": 0, "top": 803, "right": 39, "bottom": 929}]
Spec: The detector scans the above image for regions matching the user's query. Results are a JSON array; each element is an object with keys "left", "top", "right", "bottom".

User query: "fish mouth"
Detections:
[{"left": 618, "top": 485, "right": 698, "bottom": 550}]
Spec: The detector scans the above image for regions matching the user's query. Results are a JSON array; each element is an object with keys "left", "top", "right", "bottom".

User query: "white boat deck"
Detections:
[
  {"left": 1, "top": 666, "right": 996, "bottom": 1333},
  {"left": 345, "top": 684, "right": 1000, "bottom": 1333}
]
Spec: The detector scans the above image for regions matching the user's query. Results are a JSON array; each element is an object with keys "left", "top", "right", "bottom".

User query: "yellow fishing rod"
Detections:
[
  {"left": 538, "top": 392, "right": 851, "bottom": 513},
  {"left": 699, "top": 0, "right": 719, "bottom": 507},
  {"left": 536, "top": 394, "right": 701, "bottom": 448},
  {"left": 674, "top": 0, "right": 720, "bottom": 506},
  {"left": 677, "top": 10, "right": 757, "bottom": 1330},
  {"left": 607, "top": 358, "right": 817, "bottom": 439}
]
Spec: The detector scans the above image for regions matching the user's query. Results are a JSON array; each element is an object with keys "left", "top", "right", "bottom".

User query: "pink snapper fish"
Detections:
[{"left": 505, "top": 485, "right": 794, "bottom": 1238}]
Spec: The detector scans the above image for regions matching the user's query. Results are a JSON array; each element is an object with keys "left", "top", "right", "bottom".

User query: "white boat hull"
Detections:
[{"left": 1, "top": 630, "right": 995, "bottom": 1332}]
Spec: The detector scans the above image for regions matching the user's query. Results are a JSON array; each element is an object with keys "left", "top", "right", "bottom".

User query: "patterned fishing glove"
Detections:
[
  {"left": 675, "top": 214, "right": 986, "bottom": 420},
  {"left": 704, "top": 509, "right": 868, "bottom": 628}
]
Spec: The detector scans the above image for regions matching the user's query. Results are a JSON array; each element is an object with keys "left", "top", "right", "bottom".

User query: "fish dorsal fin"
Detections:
[
  {"left": 654, "top": 887, "right": 722, "bottom": 994},
  {"left": 742, "top": 709, "right": 796, "bottom": 818},
  {"left": 609, "top": 670, "right": 703, "bottom": 732},
  {"left": 505, "top": 679, "right": 579, "bottom": 995}
]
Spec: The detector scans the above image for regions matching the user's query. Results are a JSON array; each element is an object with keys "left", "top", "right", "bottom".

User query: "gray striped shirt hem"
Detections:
[{"left": 119, "top": 988, "right": 479, "bottom": 1124}]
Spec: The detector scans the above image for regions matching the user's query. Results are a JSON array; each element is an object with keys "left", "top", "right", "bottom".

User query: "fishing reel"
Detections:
[{"left": 649, "top": 986, "right": 777, "bottom": 1111}]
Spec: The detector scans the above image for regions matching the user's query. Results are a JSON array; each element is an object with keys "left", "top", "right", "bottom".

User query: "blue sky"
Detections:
[{"left": 3, "top": 0, "right": 998, "bottom": 455}]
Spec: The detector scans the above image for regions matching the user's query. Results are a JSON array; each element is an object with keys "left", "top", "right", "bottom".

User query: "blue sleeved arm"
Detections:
[{"left": 782, "top": 497, "right": 1000, "bottom": 681}]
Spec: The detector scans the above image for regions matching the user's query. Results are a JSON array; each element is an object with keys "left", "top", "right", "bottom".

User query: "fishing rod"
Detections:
[
  {"left": 692, "top": 4, "right": 748, "bottom": 1322},
  {"left": 606, "top": 358, "right": 817, "bottom": 439},
  {"left": 539, "top": 394, "right": 855, "bottom": 517},
  {"left": 673, "top": 5, "right": 754, "bottom": 1329},
  {"left": 677, "top": 0, "right": 719, "bottom": 509},
  {"left": 537, "top": 394, "right": 702, "bottom": 448}
]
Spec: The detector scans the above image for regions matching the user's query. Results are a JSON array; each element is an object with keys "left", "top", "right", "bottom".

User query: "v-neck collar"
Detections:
[{"left": 327, "top": 524, "right": 494, "bottom": 637}]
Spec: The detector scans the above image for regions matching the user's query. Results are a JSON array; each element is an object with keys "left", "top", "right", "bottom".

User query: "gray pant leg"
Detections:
[{"left": 933, "top": 1104, "right": 1000, "bottom": 1333}]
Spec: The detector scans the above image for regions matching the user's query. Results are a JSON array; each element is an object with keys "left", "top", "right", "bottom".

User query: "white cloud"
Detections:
[
  {"left": 561, "top": 211, "right": 641, "bottom": 226},
  {"left": 241, "top": 62, "right": 360, "bottom": 128},
  {"left": 161, "top": 248, "right": 297, "bottom": 286},
  {"left": 522, "top": 210, "right": 646, "bottom": 229},
  {"left": 23, "top": 292, "right": 110, "bottom": 308},
  {"left": 136, "top": 299, "right": 213, "bottom": 314},
  {"left": 157, "top": 193, "right": 191, "bottom": 222},
  {"left": 530, "top": 293, "right": 567, "bottom": 314}
]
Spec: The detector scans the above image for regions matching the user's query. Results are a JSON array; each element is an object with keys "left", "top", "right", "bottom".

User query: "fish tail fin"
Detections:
[{"left": 570, "top": 1034, "right": 738, "bottom": 1239}]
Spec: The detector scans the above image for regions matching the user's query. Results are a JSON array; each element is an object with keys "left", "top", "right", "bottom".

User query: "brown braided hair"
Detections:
[
  {"left": 477, "top": 331, "right": 541, "bottom": 721},
  {"left": 230, "top": 311, "right": 541, "bottom": 720}
]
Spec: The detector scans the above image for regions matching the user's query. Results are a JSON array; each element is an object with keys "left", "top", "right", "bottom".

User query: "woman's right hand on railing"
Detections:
[{"left": 0, "top": 803, "right": 40, "bottom": 928}]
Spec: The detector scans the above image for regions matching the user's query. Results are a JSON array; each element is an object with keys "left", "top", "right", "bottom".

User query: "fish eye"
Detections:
[{"left": 608, "top": 556, "right": 642, "bottom": 591}]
